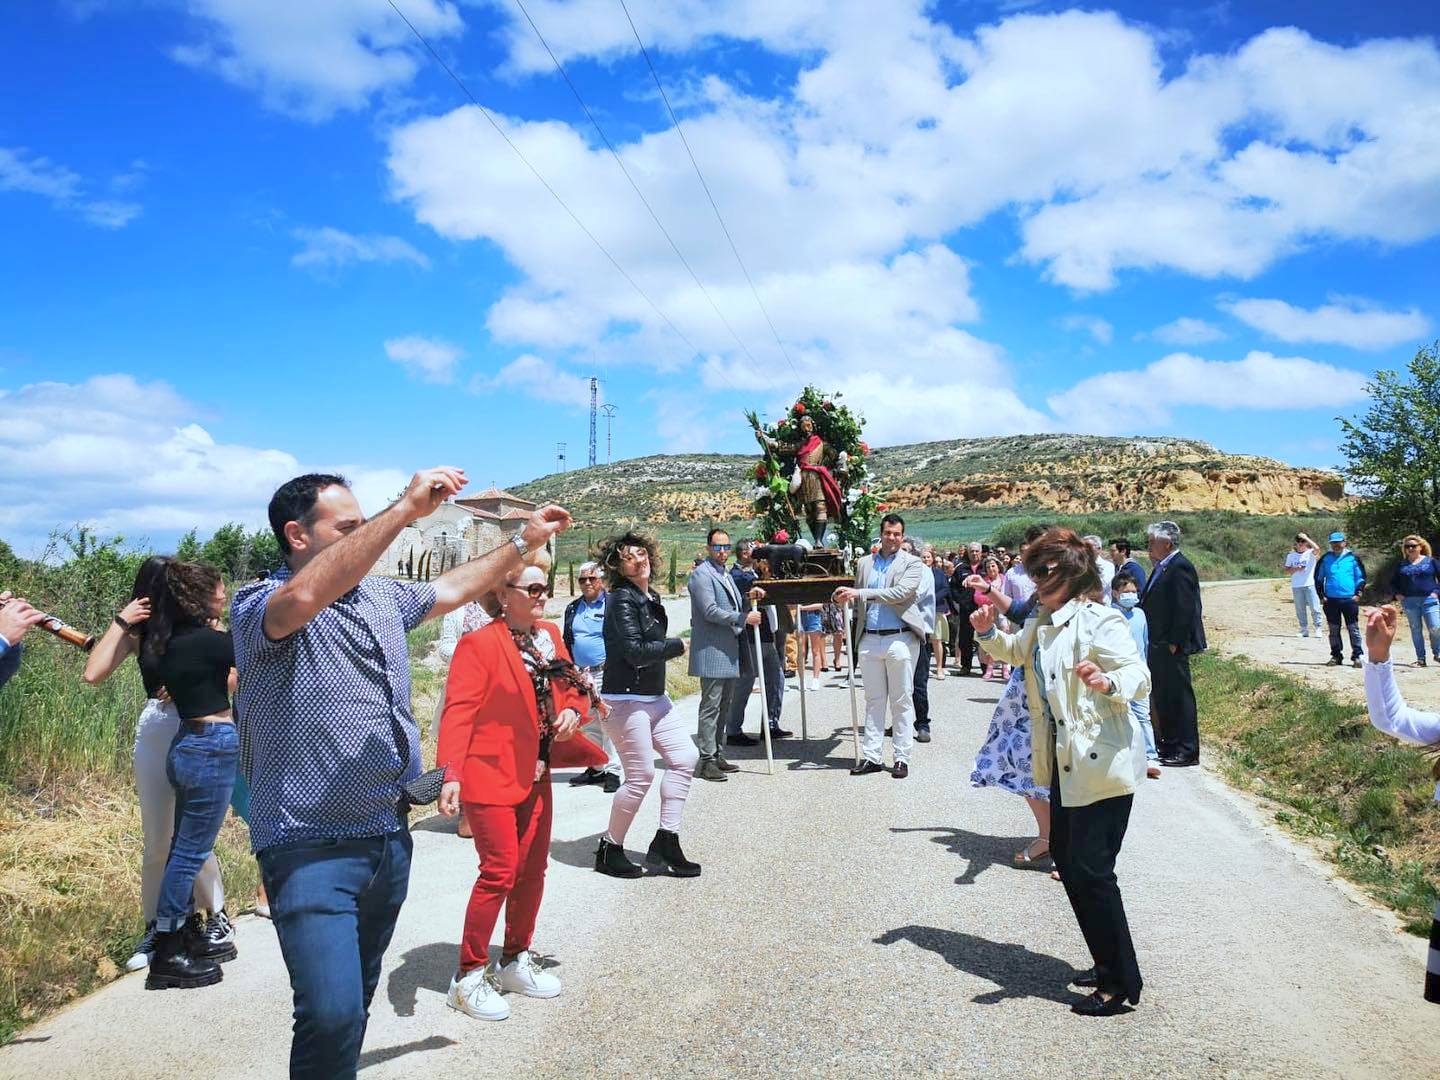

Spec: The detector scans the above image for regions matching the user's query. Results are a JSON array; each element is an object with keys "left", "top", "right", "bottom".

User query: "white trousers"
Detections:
[
  {"left": 134, "top": 698, "right": 225, "bottom": 923},
  {"left": 859, "top": 632, "right": 919, "bottom": 766}
]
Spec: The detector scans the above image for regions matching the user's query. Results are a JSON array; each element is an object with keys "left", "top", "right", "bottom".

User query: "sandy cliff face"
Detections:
[{"left": 886, "top": 467, "right": 1346, "bottom": 515}]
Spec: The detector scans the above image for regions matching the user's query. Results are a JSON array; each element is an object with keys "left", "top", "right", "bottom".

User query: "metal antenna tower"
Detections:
[
  {"left": 556, "top": 442, "right": 567, "bottom": 473},
  {"left": 587, "top": 376, "right": 598, "bottom": 467},
  {"left": 600, "top": 403, "right": 618, "bottom": 464}
]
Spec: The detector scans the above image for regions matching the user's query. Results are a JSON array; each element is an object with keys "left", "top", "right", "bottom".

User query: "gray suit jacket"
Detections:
[
  {"left": 688, "top": 559, "right": 748, "bottom": 678},
  {"left": 853, "top": 550, "right": 927, "bottom": 640}
]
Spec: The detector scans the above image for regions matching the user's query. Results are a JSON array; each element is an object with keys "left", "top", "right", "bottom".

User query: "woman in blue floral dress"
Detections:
[{"left": 967, "top": 566, "right": 1052, "bottom": 868}]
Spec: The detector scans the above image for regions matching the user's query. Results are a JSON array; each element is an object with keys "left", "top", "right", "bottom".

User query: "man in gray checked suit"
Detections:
[
  {"left": 833, "top": 513, "right": 926, "bottom": 779},
  {"left": 688, "top": 527, "right": 763, "bottom": 782}
]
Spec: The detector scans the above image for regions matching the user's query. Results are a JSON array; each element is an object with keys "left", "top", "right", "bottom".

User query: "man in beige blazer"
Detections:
[{"left": 833, "top": 513, "right": 926, "bottom": 777}]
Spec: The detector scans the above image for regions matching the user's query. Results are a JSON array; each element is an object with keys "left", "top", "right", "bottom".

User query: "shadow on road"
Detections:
[
  {"left": 874, "top": 925, "right": 1085, "bottom": 1005},
  {"left": 720, "top": 725, "right": 859, "bottom": 772},
  {"left": 387, "top": 941, "right": 461, "bottom": 1017},
  {"left": 549, "top": 831, "right": 605, "bottom": 870},
  {"left": 359, "top": 1035, "right": 457, "bottom": 1071},
  {"left": 891, "top": 825, "right": 1040, "bottom": 886}
]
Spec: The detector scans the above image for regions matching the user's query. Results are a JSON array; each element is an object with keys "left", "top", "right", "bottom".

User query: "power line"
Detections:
[
  {"left": 511, "top": 0, "right": 768, "bottom": 370},
  {"left": 618, "top": 0, "right": 799, "bottom": 380},
  {"left": 386, "top": 0, "right": 736, "bottom": 386}
]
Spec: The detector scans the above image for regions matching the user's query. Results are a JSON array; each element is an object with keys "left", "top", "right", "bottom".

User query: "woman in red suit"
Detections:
[{"left": 437, "top": 560, "right": 599, "bottom": 1023}]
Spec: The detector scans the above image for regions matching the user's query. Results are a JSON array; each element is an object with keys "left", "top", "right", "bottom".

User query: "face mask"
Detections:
[{"left": 1117, "top": 594, "right": 1140, "bottom": 609}]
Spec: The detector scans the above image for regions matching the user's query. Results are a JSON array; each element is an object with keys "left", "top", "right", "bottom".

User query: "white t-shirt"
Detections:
[{"left": 1286, "top": 549, "right": 1316, "bottom": 587}]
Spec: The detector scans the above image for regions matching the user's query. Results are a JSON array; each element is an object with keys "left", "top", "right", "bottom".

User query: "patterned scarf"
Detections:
[{"left": 508, "top": 626, "right": 602, "bottom": 763}]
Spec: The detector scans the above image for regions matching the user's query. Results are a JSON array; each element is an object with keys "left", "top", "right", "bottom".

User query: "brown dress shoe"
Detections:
[
  {"left": 892, "top": 762, "right": 909, "bottom": 779},
  {"left": 715, "top": 756, "right": 740, "bottom": 773}
]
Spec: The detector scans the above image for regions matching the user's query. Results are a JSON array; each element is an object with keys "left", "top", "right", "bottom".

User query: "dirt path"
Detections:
[{"left": 1202, "top": 578, "right": 1440, "bottom": 712}]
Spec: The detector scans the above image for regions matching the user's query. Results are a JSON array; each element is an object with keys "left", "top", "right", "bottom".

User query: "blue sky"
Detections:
[{"left": 3, "top": 0, "right": 1438, "bottom": 551}]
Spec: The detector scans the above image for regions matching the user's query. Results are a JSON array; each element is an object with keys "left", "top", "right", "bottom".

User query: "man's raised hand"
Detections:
[
  {"left": 401, "top": 467, "right": 467, "bottom": 518},
  {"left": 521, "top": 505, "right": 574, "bottom": 552},
  {"left": 1364, "top": 604, "right": 1398, "bottom": 664}
]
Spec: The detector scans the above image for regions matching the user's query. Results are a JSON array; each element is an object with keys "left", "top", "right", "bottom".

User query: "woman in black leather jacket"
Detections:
[{"left": 594, "top": 531, "right": 700, "bottom": 879}]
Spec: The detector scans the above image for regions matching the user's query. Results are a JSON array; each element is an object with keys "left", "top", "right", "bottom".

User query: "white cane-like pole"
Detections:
[
  {"left": 797, "top": 606, "right": 809, "bottom": 741},
  {"left": 752, "top": 599, "right": 774, "bottom": 776},
  {"left": 841, "top": 600, "right": 860, "bottom": 767}
]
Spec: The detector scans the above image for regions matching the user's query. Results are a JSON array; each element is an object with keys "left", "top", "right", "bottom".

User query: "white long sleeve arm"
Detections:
[{"left": 1364, "top": 659, "right": 1440, "bottom": 745}]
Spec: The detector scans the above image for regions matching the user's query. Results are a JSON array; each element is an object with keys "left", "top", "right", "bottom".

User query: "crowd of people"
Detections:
[{"left": 5, "top": 470, "right": 1440, "bottom": 1075}]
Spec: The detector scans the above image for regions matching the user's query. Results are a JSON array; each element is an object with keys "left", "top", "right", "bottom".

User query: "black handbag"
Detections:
[{"left": 399, "top": 766, "right": 446, "bottom": 809}]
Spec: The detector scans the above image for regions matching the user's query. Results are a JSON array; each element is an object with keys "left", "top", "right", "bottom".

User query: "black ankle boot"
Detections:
[
  {"left": 145, "top": 929, "right": 223, "bottom": 990},
  {"left": 594, "top": 836, "right": 643, "bottom": 879},
  {"left": 645, "top": 829, "right": 701, "bottom": 877}
]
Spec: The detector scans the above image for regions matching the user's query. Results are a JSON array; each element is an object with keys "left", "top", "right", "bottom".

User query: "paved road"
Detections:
[{"left": 5, "top": 671, "right": 1438, "bottom": 1079}]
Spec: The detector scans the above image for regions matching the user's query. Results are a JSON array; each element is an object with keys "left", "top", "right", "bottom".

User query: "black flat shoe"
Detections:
[
  {"left": 1158, "top": 755, "right": 1199, "bottom": 767},
  {"left": 594, "top": 836, "right": 643, "bottom": 879},
  {"left": 1070, "top": 967, "right": 1100, "bottom": 988},
  {"left": 768, "top": 726, "right": 793, "bottom": 739},
  {"left": 569, "top": 767, "right": 603, "bottom": 787},
  {"left": 850, "top": 760, "right": 886, "bottom": 776},
  {"left": 1070, "top": 989, "right": 1130, "bottom": 1016},
  {"left": 601, "top": 771, "right": 620, "bottom": 793},
  {"left": 726, "top": 732, "right": 759, "bottom": 747}
]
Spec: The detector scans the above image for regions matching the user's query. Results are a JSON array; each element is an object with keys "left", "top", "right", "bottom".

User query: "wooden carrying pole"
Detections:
[
  {"left": 841, "top": 602, "right": 860, "bottom": 766},
  {"left": 751, "top": 599, "right": 774, "bottom": 776},
  {"left": 796, "top": 605, "right": 808, "bottom": 741}
]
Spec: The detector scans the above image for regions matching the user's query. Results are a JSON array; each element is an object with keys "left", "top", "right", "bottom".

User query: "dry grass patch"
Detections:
[{"left": 0, "top": 773, "right": 258, "bottom": 1042}]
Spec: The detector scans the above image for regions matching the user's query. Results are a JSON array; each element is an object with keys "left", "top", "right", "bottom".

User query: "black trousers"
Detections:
[
  {"left": 1148, "top": 644, "right": 1199, "bottom": 761},
  {"left": 1323, "top": 597, "right": 1363, "bottom": 661},
  {"left": 1050, "top": 766, "right": 1142, "bottom": 1003},
  {"left": 953, "top": 613, "right": 977, "bottom": 672},
  {"left": 912, "top": 639, "right": 931, "bottom": 727}
]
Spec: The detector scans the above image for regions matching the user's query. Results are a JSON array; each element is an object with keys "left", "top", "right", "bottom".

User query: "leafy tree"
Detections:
[
  {"left": 201, "top": 523, "right": 248, "bottom": 577},
  {"left": 175, "top": 528, "right": 202, "bottom": 561},
  {"left": 667, "top": 546, "right": 678, "bottom": 594},
  {"left": 1339, "top": 342, "right": 1440, "bottom": 549}
]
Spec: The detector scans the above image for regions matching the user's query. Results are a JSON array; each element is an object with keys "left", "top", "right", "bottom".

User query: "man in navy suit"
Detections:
[{"left": 1140, "top": 521, "right": 1206, "bottom": 766}]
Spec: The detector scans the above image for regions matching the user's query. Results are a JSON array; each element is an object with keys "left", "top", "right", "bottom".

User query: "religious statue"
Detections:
[{"left": 754, "top": 412, "right": 848, "bottom": 545}]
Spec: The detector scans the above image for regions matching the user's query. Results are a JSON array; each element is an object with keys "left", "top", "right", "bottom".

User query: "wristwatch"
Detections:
[{"left": 510, "top": 533, "right": 529, "bottom": 557}]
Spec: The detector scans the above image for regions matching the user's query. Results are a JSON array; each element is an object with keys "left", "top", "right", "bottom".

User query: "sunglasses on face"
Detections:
[
  {"left": 1030, "top": 563, "right": 1061, "bottom": 582},
  {"left": 578, "top": 576, "right": 600, "bottom": 583},
  {"left": 509, "top": 583, "right": 550, "bottom": 599},
  {"left": 711, "top": 544, "right": 732, "bottom": 552}
]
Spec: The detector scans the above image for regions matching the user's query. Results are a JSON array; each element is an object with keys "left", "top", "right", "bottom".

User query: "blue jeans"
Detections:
[
  {"left": 1401, "top": 595, "right": 1440, "bottom": 661},
  {"left": 260, "top": 831, "right": 412, "bottom": 1080},
  {"left": 1292, "top": 585, "right": 1323, "bottom": 632},
  {"left": 1130, "top": 696, "right": 1158, "bottom": 762},
  {"left": 156, "top": 721, "right": 239, "bottom": 932}
]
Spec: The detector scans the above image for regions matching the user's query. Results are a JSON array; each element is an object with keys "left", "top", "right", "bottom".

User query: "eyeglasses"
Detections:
[
  {"left": 1405, "top": 543, "right": 1420, "bottom": 549},
  {"left": 711, "top": 544, "right": 732, "bottom": 552},
  {"left": 578, "top": 576, "right": 600, "bottom": 583},
  {"left": 508, "top": 583, "right": 550, "bottom": 599},
  {"left": 1030, "top": 564, "right": 1060, "bottom": 582}
]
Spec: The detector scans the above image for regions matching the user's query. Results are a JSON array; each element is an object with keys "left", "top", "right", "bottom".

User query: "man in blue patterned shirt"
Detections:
[{"left": 232, "top": 467, "right": 570, "bottom": 1079}]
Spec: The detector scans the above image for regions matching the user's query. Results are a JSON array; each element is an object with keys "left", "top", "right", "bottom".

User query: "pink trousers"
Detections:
[{"left": 601, "top": 696, "right": 698, "bottom": 843}]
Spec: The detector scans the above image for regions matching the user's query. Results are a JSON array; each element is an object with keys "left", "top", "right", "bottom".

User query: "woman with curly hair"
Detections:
[
  {"left": 85, "top": 556, "right": 232, "bottom": 975},
  {"left": 593, "top": 530, "right": 698, "bottom": 879},
  {"left": 142, "top": 560, "right": 238, "bottom": 989}
]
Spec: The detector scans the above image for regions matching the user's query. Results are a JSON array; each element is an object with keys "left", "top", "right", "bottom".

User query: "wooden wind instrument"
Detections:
[{"left": 0, "top": 597, "right": 95, "bottom": 652}]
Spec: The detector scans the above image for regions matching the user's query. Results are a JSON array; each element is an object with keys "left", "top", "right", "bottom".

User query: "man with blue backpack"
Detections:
[{"left": 1315, "top": 531, "right": 1367, "bottom": 667}]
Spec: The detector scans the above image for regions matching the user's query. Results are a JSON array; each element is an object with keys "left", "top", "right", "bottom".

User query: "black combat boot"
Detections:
[{"left": 145, "top": 929, "right": 223, "bottom": 990}]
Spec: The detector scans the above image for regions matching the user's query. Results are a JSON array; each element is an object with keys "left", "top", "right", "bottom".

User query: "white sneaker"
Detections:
[
  {"left": 495, "top": 950, "right": 562, "bottom": 999},
  {"left": 448, "top": 967, "right": 510, "bottom": 1021},
  {"left": 125, "top": 924, "right": 156, "bottom": 972}
]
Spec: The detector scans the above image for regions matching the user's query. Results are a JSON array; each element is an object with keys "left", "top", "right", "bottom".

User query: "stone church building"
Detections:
[{"left": 374, "top": 486, "right": 536, "bottom": 579}]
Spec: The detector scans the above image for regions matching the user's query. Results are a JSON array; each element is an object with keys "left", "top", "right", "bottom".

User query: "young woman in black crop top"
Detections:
[
  {"left": 85, "top": 557, "right": 232, "bottom": 976},
  {"left": 89, "top": 559, "right": 238, "bottom": 990}
]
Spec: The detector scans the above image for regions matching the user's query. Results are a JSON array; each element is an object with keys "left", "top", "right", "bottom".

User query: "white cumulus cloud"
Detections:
[
  {"left": 170, "top": 0, "right": 464, "bottom": 121},
  {"left": 292, "top": 226, "right": 429, "bottom": 274},
  {"left": 0, "top": 147, "right": 141, "bottom": 228},
  {"left": 1144, "top": 317, "right": 1226, "bottom": 345},
  {"left": 1059, "top": 315, "right": 1114, "bottom": 345},
  {"left": 1220, "top": 296, "right": 1431, "bottom": 351},
  {"left": 1046, "top": 350, "right": 1370, "bottom": 434},
  {"left": 384, "top": 335, "right": 463, "bottom": 383}
]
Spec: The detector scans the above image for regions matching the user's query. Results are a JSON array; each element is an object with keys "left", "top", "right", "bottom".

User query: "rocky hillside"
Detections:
[{"left": 511, "top": 435, "right": 1346, "bottom": 524}]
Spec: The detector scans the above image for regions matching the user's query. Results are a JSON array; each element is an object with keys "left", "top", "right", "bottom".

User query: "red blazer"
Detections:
[{"left": 439, "top": 619, "right": 594, "bottom": 806}]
